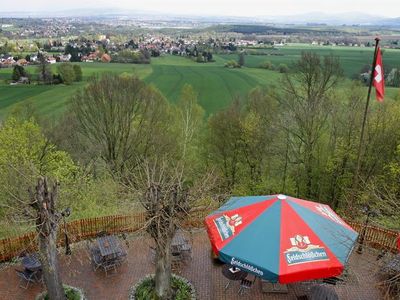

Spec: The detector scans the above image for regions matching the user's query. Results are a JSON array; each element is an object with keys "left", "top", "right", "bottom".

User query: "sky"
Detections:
[{"left": 2, "top": 0, "right": 400, "bottom": 17}]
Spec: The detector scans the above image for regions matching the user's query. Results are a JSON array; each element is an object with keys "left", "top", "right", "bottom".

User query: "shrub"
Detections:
[
  {"left": 73, "top": 65, "right": 83, "bottom": 82},
  {"left": 37, "top": 285, "right": 85, "bottom": 300},
  {"left": 130, "top": 274, "right": 196, "bottom": 300},
  {"left": 196, "top": 54, "right": 204, "bottom": 63},
  {"left": 259, "top": 61, "right": 274, "bottom": 70},
  {"left": 278, "top": 63, "right": 289, "bottom": 73},
  {"left": 113, "top": 49, "right": 151, "bottom": 64},
  {"left": 171, "top": 276, "right": 192, "bottom": 300},
  {"left": 58, "top": 63, "right": 76, "bottom": 85},
  {"left": 12, "top": 65, "right": 27, "bottom": 81},
  {"left": 224, "top": 60, "right": 241, "bottom": 68}
]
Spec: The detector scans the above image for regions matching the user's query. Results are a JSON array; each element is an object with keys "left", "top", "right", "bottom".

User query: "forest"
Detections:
[{"left": 0, "top": 51, "right": 399, "bottom": 241}]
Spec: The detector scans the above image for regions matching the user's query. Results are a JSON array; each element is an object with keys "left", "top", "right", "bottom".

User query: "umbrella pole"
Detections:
[{"left": 356, "top": 211, "right": 371, "bottom": 254}]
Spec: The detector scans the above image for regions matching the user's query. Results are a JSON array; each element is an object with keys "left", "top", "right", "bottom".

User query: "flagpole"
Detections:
[{"left": 349, "top": 37, "right": 380, "bottom": 211}]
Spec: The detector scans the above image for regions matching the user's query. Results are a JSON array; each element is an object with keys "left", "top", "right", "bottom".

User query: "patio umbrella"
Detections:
[{"left": 205, "top": 194, "right": 358, "bottom": 283}]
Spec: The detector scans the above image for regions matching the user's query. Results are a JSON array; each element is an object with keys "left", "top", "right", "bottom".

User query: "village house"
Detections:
[
  {"left": 81, "top": 51, "right": 100, "bottom": 62},
  {"left": 30, "top": 54, "right": 38, "bottom": 62},
  {"left": 101, "top": 53, "right": 111, "bottom": 63},
  {"left": 16, "top": 58, "right": 28, "bottom": 66},
  {"left": 58, "top": 54, "right": 71, "bottom": 62},
  {"left": 1, "top": 57, "right": 16, "bottom": 67},
  {"left": 47, "top": 56, "right": 56, "bottom": 64}
]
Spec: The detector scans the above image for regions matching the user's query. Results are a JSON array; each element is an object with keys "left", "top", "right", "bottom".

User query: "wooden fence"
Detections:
[
  {"left": 346, "top": 220, "right": 399, "bottom": 252},
  {"left": 0, "top": 211, "right": 398, "bottom": 262}
]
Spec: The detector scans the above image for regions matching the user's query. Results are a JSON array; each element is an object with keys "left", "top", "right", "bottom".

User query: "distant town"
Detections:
[{"left": 1, "top": 16, "right": 400, "bottom": 69}]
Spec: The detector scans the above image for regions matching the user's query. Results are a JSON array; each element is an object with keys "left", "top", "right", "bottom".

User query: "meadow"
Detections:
[
  {"left": 0, "top": 44, "right": 399, "bottom": 120},
  {"left": 220, "top": 44, "right": 400, "bottom": 77},
  {"left": 0, "top": 63, "right": 152, "bottom": 119},
  {"left": 0, "top": 55, "right": 278, "bottom": 119}
]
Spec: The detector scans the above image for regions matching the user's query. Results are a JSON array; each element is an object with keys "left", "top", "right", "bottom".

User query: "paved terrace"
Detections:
[{"left": 0, "top": 230, "right": 384, "bottom": 300}]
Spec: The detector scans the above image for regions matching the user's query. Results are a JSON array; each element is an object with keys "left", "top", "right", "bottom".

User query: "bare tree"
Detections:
[
  {"left": 176, "top": 84, "right": 204, "bottom": 161},
  {"left": 36, "top": 53, "right": 52, "bottom": 84},
  {"left": 325, "top": 83, "right": 364, "bottom": 209},
  {"left": 29, "top": 177, "right": 66, "bottom": 300},
  {"left": 362, "top": 179, "right": 400, "bottom": 228},
  {"left": 279, "top": 52, "right": 342, "bottom": 198},
  {"left": 72, "top": 73, "right": 154, "bottom": 176},
  {"left": 128, "top": 160, "right": 213, "bottom": 299},
  {"left": 241, "top": 88, "right": 279, "bottom": 190},
  {"left": 207, "top": 100, "right": 243, "bottom": 189},
  {"left": 0, "top": 168, "right": 68, "bottom": 299}
]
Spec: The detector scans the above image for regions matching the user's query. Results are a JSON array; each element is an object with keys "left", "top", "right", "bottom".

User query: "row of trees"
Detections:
[
  {"left": 358, "top": 64, "right": 400, "bottom": 87},
  {"left": 112, "top": 49, "right": 151, "bottom": 64},
  {"left": 259, "top": 60, "right": 289, "bottom": 73},
  {"left": 12, "top": 61, "right": 82, "bottom": 85}
]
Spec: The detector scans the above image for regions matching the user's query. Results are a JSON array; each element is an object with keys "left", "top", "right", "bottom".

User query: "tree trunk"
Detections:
[
  {"left": 155, "top": 238, "right": 172, "bottom": 300},
  {"left": 39, "top": 229, "right": 66, "bottom": 300},
  {"left": 282, "top": 131, "right": 290, "bottom": 191},
  {"left": 305, "top": 149, "right": 313, "bottom": 198},
  {"left": 30, "top": 178, "right": 66, "bottom": 300}
]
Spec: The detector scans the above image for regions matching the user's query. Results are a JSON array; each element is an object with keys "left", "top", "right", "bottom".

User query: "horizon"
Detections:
[{"left": 1, "top": 0, "right": 400, "bottom": 18}]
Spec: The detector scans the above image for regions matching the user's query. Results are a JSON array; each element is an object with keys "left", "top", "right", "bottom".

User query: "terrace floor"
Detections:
[{"left": 0, "top": 230, "right": 385, "bottom": 300}]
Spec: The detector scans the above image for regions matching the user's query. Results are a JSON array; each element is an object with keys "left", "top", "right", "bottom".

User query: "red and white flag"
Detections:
[{"left": 373, "top": 47, "right": 384, "bottom": 102}]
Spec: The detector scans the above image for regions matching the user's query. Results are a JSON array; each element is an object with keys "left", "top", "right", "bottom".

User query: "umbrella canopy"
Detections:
[{"left": 205, "top": 194, "right": 358, "bottom": 283}]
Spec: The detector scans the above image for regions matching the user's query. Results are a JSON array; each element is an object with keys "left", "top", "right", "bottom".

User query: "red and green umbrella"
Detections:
[{"left": 205, "top": 194, "right": 358, "bottom": 283}]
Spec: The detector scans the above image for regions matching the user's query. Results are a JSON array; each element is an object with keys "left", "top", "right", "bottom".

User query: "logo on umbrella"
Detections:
[
  {"left": 214, "top": 214, "right": 242, "bottom": 241},
  {"left": 315, "top": 204, "right": 344, "bottom": 225},
  {"left": 291, "top": 234, "right": 310, "bottom": 249},
  {"left": 284, "top": 234, "right": 328, "bottom": 265}
]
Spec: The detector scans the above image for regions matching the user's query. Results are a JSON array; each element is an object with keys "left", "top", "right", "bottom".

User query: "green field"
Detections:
[
  {"left": 146, "top": 55, "right": 278, "bottom": 112},
  {"left": 0, "top": 62, "right": 153, "bottom": 119},
  {"left": 0, "top": 56, "right": 278, "bottom": 119},
  {"left": 220, "top": 44, "right": 400, "bottom": 78},
  {"left": 0, "top": 45, "right": 399, "bottom": 119}
]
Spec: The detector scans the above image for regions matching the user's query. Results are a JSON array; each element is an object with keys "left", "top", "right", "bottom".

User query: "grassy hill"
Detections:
[
  {"left": 146, "top": 55, "right": 278, "bottom": 113},
  {"left": 0, "top": 56, "right": 278, "bottom": 119},
  {"left": 0, "top": 45, "right": 399, "bottom": 120}
]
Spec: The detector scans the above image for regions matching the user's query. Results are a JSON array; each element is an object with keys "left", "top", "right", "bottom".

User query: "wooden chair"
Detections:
[
  {"left": 91, "top": 251, "right": 103, "bottom": 271},
  {"left": 171, "top": 252, "right": 183, "bottom": 271},
  {"left": 261, "top": 280, "right": 289, "bottom": 294},
  {"left": 310, "top": 285, "right": 339, "bottom": 300},
  {"left": 86, "top": 242, "right": 103, "bottom": 271},
  {"left": 238, "top": 274, "right": 256, "bottom": 295},
  {"left": 115, "top": 247, "right": 128, "bottom": 265},
  {"left": 177, "top": 243, "right": 192, "bottom": 264},
  {"left": 101, "top": 258, "right": 118, "bottom": 277}
]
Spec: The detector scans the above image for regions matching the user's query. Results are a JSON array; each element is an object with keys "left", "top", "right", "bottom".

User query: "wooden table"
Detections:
[
  {"left": 261, "top": 280, "right": 288, "bottom": 294},
  {"left": 172, "top": 230, "right": 187, "bottom": 246},
  {"left": 97, "top": 235, "right": 121, "bottom": 258},
  {"left": 171, "top": 229, "right": 189, "bottom": 253},
  {"left": 222, "top": 264, "right": 247, "bottom": 281}
]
